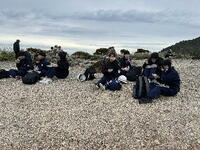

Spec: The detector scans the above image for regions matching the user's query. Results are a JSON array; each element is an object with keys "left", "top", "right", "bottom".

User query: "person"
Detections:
[
  {"left": 96, "top": 52, "right": 120, "bottom": 90},
  {"left": 13, "top": 39, "right": 20, "bottom": 58},
  {"left": 141, "top": 59, "right": 180, "bottom": 103},
  {"left": 51, "top": 51, "right": 69, "bottom": 79},
  {"left": 119, "top": 50, "right": 131, "bottom": 76},
  {"left": 165, "top": 49, "right": 173, "bottom": 59},
  {"left": 143, "top": 52, "right": 163, "bottom": 80},
  {"left": 8, "top": 51, "right": 33, "bottom": 78},
  {"left": 35, "top": 51, "right": 55, "bottom": 82}
]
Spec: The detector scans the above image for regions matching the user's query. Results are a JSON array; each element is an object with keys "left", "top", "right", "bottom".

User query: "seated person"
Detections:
[
  {"left": 96, "top": 52, "right": 120, "bottom": 90},
  {"left": 147, "top": 59, "right": 180, "bottom": 102},
  {"left": 51, "top": 51, "right": 69, "bottom": 79},
  {"left": 35, "top": 51, "right": 55, "bottom": 82},
  {"left": 143, "top": 52, "right": 163, "bottom": 80},
  {"left": 8, "top": 51, "right": 33, "bottom": 78},
  {"left": 119, "top": 50, "right": 131, "bottom": 76}
]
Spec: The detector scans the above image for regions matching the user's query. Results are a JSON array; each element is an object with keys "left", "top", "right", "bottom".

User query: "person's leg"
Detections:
[
  {"left": 148, "top": 83, "right": 161, "bottom": 99},
  {"left": 46, "top": 67, "right": 55, "bottom": 78},
  {"left": 143, "top": 68, "right": 150, "bottom": 78},
  {"left": 97, "top": 75, "right": 110, "bottom": 85},
  {"left": 160, "top": 87, "right": 177, "bottom": 96},
  {"left": 8, "top": 69, "right": 19, "bottom": 78}
]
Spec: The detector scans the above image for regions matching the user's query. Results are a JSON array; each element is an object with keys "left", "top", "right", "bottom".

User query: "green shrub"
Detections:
[
  {"left": 131, "top": 53, "right": 150, "bottom": 60},
  {"left": 72, "top": 51, "right": 92, "bottom": 59},
  {"left": 0, "top": 51, "right": 15, "bottom": 61}
]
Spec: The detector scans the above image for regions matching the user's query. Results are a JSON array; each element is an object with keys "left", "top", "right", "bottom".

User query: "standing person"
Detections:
[
  {"left": 119, "top": 50, "right": 131, "bottom": 76},
  {"left": 96, "top": 52, "right": 120, "bottom": 90},
  {"left": 51, "top": 51, "right": 69, "bottom": 79},
  {"left": 13, "top": 39, "right": 20, "bottom": 58}
]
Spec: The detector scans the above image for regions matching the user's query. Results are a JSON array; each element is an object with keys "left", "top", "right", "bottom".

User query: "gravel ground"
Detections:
[{"left": 0, "top": 59, "right": 200, "bottom": 150}]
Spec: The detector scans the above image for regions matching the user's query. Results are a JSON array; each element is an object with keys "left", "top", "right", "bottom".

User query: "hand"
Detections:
[
  {"left": 108, "top": 69, "right": 113, "bottom": 72},
  {"left": 51, "top": 63, "right": 58, "bottom": 67},
  {"left": 152, "top": 74, "right": 160, "bottom": 79},
  {"left": 15, "top": 59, "right": 20, "bottom": 63}
]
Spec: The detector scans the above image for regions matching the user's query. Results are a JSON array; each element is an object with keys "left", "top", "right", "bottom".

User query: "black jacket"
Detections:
[
  {"left": 159, "top": 67, "right": 180, "bottom": 94},
  {"left": 119, "top": 57, "right": 131, "bottom": 68},
  {"left": 13, "top": 42, "right": 20, "bottom": 56},
  {"left": 102, "top": 59, "right": 120, "bottom": 78},
  {"left": 55, "top": 59, "right": 69, "bottom": 79}
]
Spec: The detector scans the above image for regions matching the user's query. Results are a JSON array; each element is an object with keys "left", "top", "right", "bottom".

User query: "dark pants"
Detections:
[
  {"left": 8, "top": 69, "right": 27, "bottom": 78},
  {"left": 40, "top": 67, "right": 55, "bottom": 78},
  {"left": 148, "top": 83, "right": 178, "bottom": 99},
  {"left": 55, "top": 69, "right": 69, "bottom": 79},
  {"left": 97, "top": 75, "right": 114, "bottom": 86},
  {"left": 143, "top": 68, "right": 157, "bottom": 79}
]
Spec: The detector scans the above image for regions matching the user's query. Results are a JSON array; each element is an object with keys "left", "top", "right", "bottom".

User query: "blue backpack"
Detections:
[{"left": 106, "top": 79, "right": 122, "bottom": 91}]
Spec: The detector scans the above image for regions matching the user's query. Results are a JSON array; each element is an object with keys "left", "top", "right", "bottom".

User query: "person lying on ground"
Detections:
[{"left": 0, "top": 51, "right": 33, "bottom": 79}]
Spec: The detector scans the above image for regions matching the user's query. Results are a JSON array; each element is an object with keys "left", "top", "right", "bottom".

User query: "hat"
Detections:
[
  {"left": 77, "top": 74, "right": 86, "bottom": 82},
  {"left": 118, "top": 75, "right": 127, "bottom": 84}
]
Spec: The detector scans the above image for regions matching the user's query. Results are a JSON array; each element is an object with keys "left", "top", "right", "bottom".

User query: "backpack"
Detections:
[
  {"left": 126, "top": 66, "right": 142, "bottom": 81},
  {"left": 133, "top": 76, "right": 150, "bottom": 99},
  {"left": 0, "top": 69, "right": 10, "bottom": 79},
  {"left": 106, "top": 79, "right": 122, "bottom": 91},
  {"left": 22, "top": 71, "right": 40, "bottom": 85}
]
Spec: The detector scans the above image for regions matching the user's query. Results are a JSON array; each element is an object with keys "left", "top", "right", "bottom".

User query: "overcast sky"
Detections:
[{"left": 0, "top": 0, "right": 200, "bottom": 53}]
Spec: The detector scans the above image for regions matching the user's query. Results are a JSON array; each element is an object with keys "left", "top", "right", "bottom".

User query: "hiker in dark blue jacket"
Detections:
[
  {"left": 13, "top": 40, "right": 20, "bottom": 58},
  {"left": 35, "top": 51, "right": 55, "bottom": 79},
  {"left": 51, "top": 51, "right": 69, "bottom": 79},
  {"left": 143, "top": 52, "right": 163, "bottom": 80},
  {"left": 96, "top": 52, "right": 120, "bottom": 89},
  {"left": 119, "top": 50, "right": 131, "bottom": 76},
  {"left": 8, "top": 51, "right": 33, "bottom": 78},
  {"left": 148, "top": 59, "right": 180, "bottom": 100}
]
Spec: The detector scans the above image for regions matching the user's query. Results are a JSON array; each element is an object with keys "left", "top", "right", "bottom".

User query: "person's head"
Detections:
[
  {"left": 37, "top": 51, "right": 46, "bottom": 60},
  {"left": 58, "top": 51, "right": 67, "bottom": 60},
  {"left": 150, "top": 52, "right": 159, "bottom": 63},
  {"left": 162, "top": 59, "right": 172, "bottom": 71},
  {"left": 17, "top": 51, "right": 25, "bottom": 60},
  {"left": 16, "top": 39, "right": 20, "bottom": 43},
  {"left": 51, "top": 47, "right": 54, "bottom": 50},
  {"left": 58, "top": 46, "right": 61, "bottom": 50},
  {"left": 123, "top": 50, "right": 130, "bottom": 59},
  {"left": 108, "top": 52, "right": 117, "bottom": 62}
]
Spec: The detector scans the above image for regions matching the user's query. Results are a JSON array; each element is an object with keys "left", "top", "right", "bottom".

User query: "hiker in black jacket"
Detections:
[
  {"left": 51, "top": 51, "right": 69, "bottom": 79},
  {"left": 13, "top": 40, "right": 20, "bottom": 58},
  {"left": 8, "top": 51, "right": 33, "bottom": 78},
  {"left": 119, "top": 50, "right": 131, "bottom": 76},
  {"left": 148, "top": 59, "right": 181, "bottom": 100},
  {"left": 96, "top": 52, "right": 120, "bottom": 89},
  {"left": 143, "top": 52, "right": 163, "bottom": 80}
]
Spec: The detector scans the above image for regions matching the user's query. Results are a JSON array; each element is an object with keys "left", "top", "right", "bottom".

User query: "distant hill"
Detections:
[{"left": 161, "top": 37, "right": 200, "bottom": 58}]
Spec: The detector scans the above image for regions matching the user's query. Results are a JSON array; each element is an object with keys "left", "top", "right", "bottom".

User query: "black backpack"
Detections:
[
  {"left": 126, "top": 66, "right": 142, "bottom": 81},
  {"left": 22, "top": 71, "right": 40, "bottom": 85},
  {"left": 0, "top": 69, "right": 10, "bottom": 79},
  {"left": 133, "top": 76, "right": 150, "bottom": 100}
]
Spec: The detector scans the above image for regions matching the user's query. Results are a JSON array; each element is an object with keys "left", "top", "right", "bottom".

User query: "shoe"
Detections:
[
  {"left": 95, "top": 83, "right": 100, "bottom": 89},
  {"left": 99, "top": 83, "right": 106, "bottom": 91},
  {"left": 39, "top": 78, "right": 52, "bottom": 84}
]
